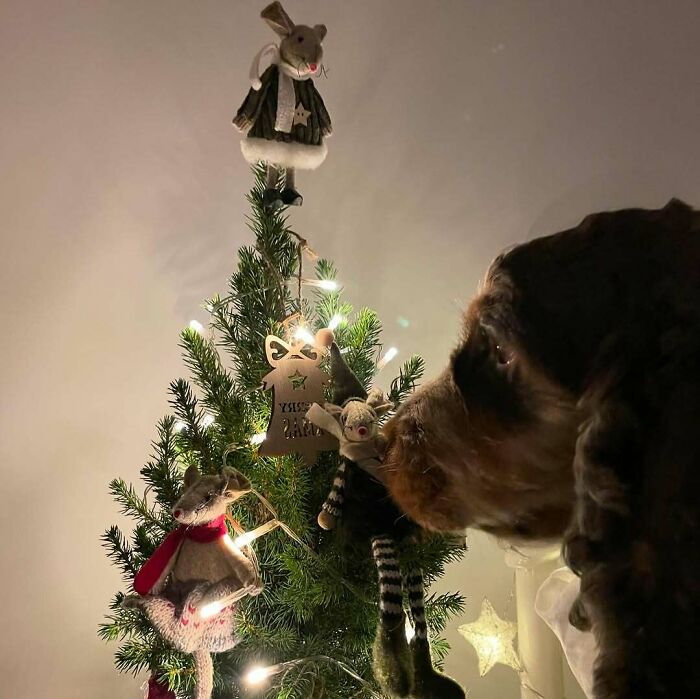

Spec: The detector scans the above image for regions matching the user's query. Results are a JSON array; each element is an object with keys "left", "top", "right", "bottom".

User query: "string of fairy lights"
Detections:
[{"left": 174, "top": 271, "right": 406, "bottom": 694}]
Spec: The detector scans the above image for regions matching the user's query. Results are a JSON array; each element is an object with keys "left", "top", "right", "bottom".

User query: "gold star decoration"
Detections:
[
  {"left": 288, "top": 369, "right": 307, "bottom": 390},
  {"left": 293, "top": 102, "right": 311, "bottom": 127},
  {"left": 458, "top": 598, "right": 521, "bottom": 677}
]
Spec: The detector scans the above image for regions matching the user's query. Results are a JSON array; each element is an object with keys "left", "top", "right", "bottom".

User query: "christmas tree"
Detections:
[{"left": 100, "top": 168, "right": 466, "bottom": 698}]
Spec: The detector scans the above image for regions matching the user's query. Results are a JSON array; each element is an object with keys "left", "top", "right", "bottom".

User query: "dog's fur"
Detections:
[{"left": 383, "top": 200, "right": 700, "bottom": 698}]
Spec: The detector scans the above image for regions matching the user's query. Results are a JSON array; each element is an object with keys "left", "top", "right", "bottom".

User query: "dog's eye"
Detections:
[
  {"left": 480, "top": 325, "right": 513, "bottom": 368},
  {"left": 494, "top": 343, "right": 513, "bottom": 367}
]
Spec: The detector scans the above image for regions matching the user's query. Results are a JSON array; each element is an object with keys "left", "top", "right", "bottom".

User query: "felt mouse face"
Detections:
[
  {"left": 327, "top": 388, "right": 393, "bottom": 443},
  {"left": 172, "top": 465, "right": 251, "bottom": 525},
  {"left": 261, "top": 1, "right": 326, "bottom": 76}
]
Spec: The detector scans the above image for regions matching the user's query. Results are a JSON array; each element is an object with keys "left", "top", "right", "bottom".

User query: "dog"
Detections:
[{"left": 382, "top": 199, "right": 700, "bottom": 699}]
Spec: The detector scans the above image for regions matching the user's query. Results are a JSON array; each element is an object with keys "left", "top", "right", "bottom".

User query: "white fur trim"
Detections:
[{"left": 241, "top": 138, "right": 327, "bottom": 170}]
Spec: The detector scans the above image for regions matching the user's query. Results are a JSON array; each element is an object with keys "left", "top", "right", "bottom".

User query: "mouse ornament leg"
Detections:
[
  {"left": 233, "top": 2, "right": 332, "bottom": 210},
  {"left": 371, "top": 536, "right": 413, "bottom": 697},
  {"left": 405, "top": 569, "right": 466, "bottom": 699}
]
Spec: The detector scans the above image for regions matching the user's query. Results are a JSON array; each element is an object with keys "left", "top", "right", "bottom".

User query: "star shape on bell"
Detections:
[
  {"left": 288, "top": 369, "right": 307, "bottom": 390},
  {"left": 458, "top": 598, "right": 521, "bottom": 677},
  {"left": 293, "top": 102, "right": 311, "bottom": 127}
]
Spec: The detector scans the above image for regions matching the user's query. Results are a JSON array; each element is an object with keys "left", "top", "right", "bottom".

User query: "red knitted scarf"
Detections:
[{"left": 133, "top": 515, "right": 227, "bottom": 596}]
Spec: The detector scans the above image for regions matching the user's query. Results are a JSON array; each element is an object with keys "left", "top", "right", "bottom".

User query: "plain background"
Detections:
[{"left": 1, "top": 1, "right": 699, "bottom": 697}]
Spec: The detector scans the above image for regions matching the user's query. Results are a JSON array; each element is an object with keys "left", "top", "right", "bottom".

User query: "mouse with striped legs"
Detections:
[{"left": 306, "top": 345, "right": 464, "bottom": 699}]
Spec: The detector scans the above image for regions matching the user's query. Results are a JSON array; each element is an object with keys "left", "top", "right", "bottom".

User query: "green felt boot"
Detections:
[
  {"left": 372, "top": 612, "right": 413, "bottom": 698},
  {"left": 410, "top": 637, "right": 465, "bottom": 699}
]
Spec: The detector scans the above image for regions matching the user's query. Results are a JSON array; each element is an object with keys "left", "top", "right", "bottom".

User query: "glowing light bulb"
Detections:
[
  {"left": 202, "top": 413, "right": 215, "bottom": 428},
  {"left": 174, "top": 420, "right": 187, "bottom": 432},
  {"left": 199, "top": 600, "right": 224, "bottom": 619},
  {"left": 378, "top": 347, "right": 398, "bottom": 369},
  {"left": 316, "top": 279, "right": 338, "bottom": 291},
  {"left": 293, "top": 326, "right": 316, "bottom": 346},
  {"left": 245, "top": 666, "right": 272, "bottom": 686},
  {"left": 250, "top": 432, "right": 267, "bottom": 445},
  {"left": 233, "top": 531, "right": 256, "bottom": 548},
  {"left": 405, "top": 619, "right": 416, "bottom": 642},
  {"left": 189, "top": 320, "right": 205, "bottom": 334},
  {"left": 328, "top": 314, "right": 344, "bottom": 331}
]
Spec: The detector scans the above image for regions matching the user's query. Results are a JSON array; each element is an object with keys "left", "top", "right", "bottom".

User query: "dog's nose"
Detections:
[
  {"left": 309, "top": 63, "right": 317, "bottom": 72},
  {"left": 173, "top": 509, "right": 182, "bottom": 519},
  {"left": 357, "top": 426, "right": 368, "bottom": 437}
]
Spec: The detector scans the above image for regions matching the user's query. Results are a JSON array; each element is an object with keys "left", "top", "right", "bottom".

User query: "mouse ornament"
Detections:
[
  {"left": 258, "top": 333, "right": 337, "bottom": 466},
  {"left": 123, "top": 466, "right": 263, "bottom": 699},
  {"left": 233, "top": 1, "right": 331, "bottom": 210},
  {"left": 306, "top": 344, "right": 465, "bottom": 699},
  {"left": 306, "top": 345, "right": 393, "bottom": 529}
]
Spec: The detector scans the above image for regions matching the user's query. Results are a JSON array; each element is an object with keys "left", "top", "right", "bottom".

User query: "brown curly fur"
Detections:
[{"left": 383, "top": 200, "right": 700, "bottom": 698}]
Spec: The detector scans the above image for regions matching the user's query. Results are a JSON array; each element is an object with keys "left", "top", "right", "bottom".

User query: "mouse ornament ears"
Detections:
[
  {"left": 262, "top": 2, "right": 327, "bottom": 42},
  {"left": 256, "top": 334, "right": 337, "bottom": 465}
]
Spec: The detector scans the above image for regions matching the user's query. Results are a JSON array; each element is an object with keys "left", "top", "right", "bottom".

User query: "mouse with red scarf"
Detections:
[{"left": 124, "top": 465, "right": 262, "bottom": 699}]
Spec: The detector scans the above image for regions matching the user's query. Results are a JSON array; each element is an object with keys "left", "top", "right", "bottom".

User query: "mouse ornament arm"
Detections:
[{"left": 233, "top": 69, "right": 276, "bottom": 133}]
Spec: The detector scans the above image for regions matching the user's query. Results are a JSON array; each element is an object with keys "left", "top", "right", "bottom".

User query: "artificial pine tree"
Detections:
[{"left": 100, "top": 168, "right": 466, "bottom": 698}]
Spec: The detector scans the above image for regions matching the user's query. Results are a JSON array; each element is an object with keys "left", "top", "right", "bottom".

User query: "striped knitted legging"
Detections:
[
  {"left": 371, "top": 535, "right": 427, "bottom": 640},
  {"left": 320, "top": 461, "right": 346, "bottom": 520}
]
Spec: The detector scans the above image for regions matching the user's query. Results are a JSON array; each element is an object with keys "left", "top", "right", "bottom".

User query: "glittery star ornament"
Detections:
[
  {"left": 458, "top": 599, "right": 521, "bottom": 676},
  {"left": 293, "top": 102, "right": 311, "bottom": 127}
]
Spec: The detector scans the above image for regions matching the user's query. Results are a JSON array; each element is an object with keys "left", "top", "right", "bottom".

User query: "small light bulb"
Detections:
[
  {"left": 174, "top": 420, "right": 187, "bottom": 433},
  {"left": 317, "top": 279, "right": 338, "bottom": 291},
  {"left": 199, "top": 600, "right": 224, "bottom": 619},
  {"left": 245, "top": 666, "right": 272, "bottom": 686},
  {"left": 189, "top": 320, "right": 205, "bottom": 334},
  {"left": 487, "top": 636, "right": 501, "bottom": 653},
  {"left": 233, "top": 531, "right": 256, "bottom": 548},
  {"left": 293, "top": 326, "right": 316, "bottom": 346},
  {"left": 378, "top": 347, "right": 399, "bottom": 369},
  {"left": 328, "top": 314, "right": 344, "bottom": 331},
  {"left": 250, "top": 432, "right": 267, "bottom": 446},
  {"left": 405, "top": 619, "right": 416, "bottom": 642},
  {"left": 202, "top": 413, "right": 215, "bottom": 428}
]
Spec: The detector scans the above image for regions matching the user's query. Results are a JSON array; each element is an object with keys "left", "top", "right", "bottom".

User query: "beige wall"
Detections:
[{"left": 1, "top": 1, "right": 698, "bottom": 697}]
